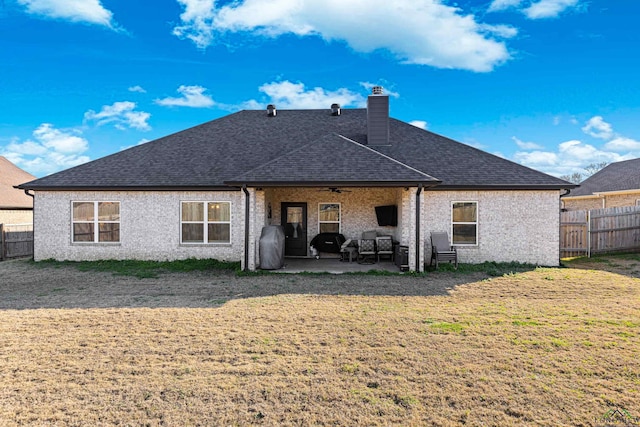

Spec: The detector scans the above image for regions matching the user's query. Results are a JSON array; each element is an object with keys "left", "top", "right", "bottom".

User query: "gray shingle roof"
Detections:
[
  {"left": 225, "top": 133, "right": 439, "bottom": 186},
  {"left": 19, "top": 108, "right": 574, "bottom": 190},
  {"left": 566, "top": 158, "right": 640, "bottom": 197}
]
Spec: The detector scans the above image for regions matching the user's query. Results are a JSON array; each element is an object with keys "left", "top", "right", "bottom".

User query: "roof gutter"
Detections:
[
  {"left": 429, "top": 184, "right": 578, "bottom": 191},
  {"left": 16, "top": 185, "right": 240, "bottom": 192},
  {"left": 242, "top": 185, "right": 250, "bottom": 272},
  {"left": 223, "top": 180, "right": 440, "bottom": 188}
]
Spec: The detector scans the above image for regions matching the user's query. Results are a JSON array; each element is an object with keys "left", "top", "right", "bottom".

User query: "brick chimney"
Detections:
[{"left": 366, "top": 86, "right": 389, "bottom": 145}]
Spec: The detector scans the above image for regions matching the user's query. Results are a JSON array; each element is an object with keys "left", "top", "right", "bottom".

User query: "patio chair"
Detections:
[
  {"left": 430, "top": 232, "right": 458, "bottom": 270},
  {"left": 357, "top": 238, "right": 377, "bottom": 264},
  {"left": 376, "top": 236, "right": 394, "bottom": 262}
]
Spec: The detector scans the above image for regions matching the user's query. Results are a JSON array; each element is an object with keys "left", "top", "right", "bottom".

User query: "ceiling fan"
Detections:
[{"left": 318, "top": 187, "right": 352, "bottom": 194}]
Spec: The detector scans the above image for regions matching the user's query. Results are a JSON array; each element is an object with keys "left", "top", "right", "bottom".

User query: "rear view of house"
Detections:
[{"left": 18, "top": 88, "right": 575, "bottom": 271}]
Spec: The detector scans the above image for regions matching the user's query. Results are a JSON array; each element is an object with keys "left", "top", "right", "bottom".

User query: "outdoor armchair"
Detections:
[{"left": 430, "top": 232, "right": 458, "bottom": 269}]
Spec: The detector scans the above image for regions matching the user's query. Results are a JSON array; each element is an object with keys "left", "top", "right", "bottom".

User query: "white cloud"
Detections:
[
  {"left": 17, "top": 0, "right": 117, "bottom": 28},
  {"left": 524, "top": 0, "right": 579, "bottom": 19},
  {"left": 155, "top": 85, "right": 215, "bottom": 108},
  {"left": 512, "top": 136, "right": 543, "bottom": 150},
  {"left": 488, "top": 0, "right": 523, "bottom": 12},
  {"left": 514, "top": 138, "right": 633, "bottom": 177},
  {"left": 84, "top": 101, "right": 151, "bottom": 131},
  {"left": 128, "top": 85, "right": 147, "bottom": 93},
  {"left": 1, "top": 124, "right": 90, "bottom": 175},
  {"left": 511, "top": 116, "right": 640, "bottom": 176},
  {"left": 409, "top": 121, "right": 428, "bottom": 130},
  {"left": 488, "top": 0, "right": 580, "bottom": 19},
  {"left": 580, "top": 115, "right": 640, "bottom": 153},
  {"left": 32, "top": 123, "right": 88, "bottom": 153},
  {"left": 246, "top": 81, "right": 366, "bottom": 109},
  {"left": 582, "top": 115, "right": 613, "bottom": 140},
  {"left": 605, "top": 137, "right": 640, "bottom": 152},
  {"left": 173, "top": 0, "right": 515, "bottom": 72},
  {"left": 513, "top": 150, "right": 558, "bottom": 166}
]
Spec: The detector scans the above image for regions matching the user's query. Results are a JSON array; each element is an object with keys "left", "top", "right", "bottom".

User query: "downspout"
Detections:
[
  {"left": 415, "top": 184, "right": 423, "bottom": 272},
  {"left": 242, "top": 185, "right": 250, "bottom": 272},
  {"left": 24, "top": 190, "right": 35, "bottom": 260}
]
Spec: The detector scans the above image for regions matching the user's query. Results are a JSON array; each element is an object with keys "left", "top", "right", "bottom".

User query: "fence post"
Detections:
[
  {"left": 587, "top": 210, "right": 591, "bottom": 258},
  {"left": 0, "top": 223, "right": 4, "bottom": 261}
]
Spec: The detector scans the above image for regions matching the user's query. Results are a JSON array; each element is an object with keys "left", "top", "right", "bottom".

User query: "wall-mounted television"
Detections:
[{"left": 375, "top": 205, "right": 397, "bottom": 227}]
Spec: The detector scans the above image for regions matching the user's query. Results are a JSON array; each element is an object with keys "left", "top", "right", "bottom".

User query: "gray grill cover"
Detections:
[{"left": 259, "top": 225, "right": 285, "bottom": 270}]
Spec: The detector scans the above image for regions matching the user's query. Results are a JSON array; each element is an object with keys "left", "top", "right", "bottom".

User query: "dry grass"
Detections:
[{"left": 1, "top": 257, "right": 639, "bottom": 426}]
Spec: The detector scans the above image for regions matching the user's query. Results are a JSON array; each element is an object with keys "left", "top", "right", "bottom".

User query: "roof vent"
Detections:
[
  {"left": 331, "top": 103, "right": 341, "bottom": 116},
  {"left": 371, "top": 86, "right": 383, "bottom": 95},
  {"left": 267, "top": 104, "right": 277, "bottom": 117}
]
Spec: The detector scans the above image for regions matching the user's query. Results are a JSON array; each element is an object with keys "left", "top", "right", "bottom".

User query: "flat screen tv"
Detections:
[{"left": 375, "top": 205, "right": 397, "bottom": 227}]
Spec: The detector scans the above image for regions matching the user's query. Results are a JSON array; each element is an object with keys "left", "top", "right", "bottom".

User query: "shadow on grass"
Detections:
[
  {"left": 0, "top": 258, "right": 539, "bottom": 310},
  {"left": 561, "top": 252, "right": 640, "bottom": 279},
  {"left": 35, "top": 258, "right": 241, "bottom": 279}
]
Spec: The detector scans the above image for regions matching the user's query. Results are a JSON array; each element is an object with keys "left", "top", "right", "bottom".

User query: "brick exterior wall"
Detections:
[
  {"left": 563, "top": 191, "right": 640, "bottom": 211},
  {"left": 33, "top": 190, "right": 245, "bottom": 262},
  {"left": 423, "top": 190, "right": 561, "bottom": 266},
  {"left": 604, "top": 193, "right": 640, "bottom": 208},
  {"left": 33, "top": 188, "right": 562, "bottom": 269},
  {"left": 0, "top": 209, "right": 33, "bottom": 225},
  {"left": 562, "top": 197, "right": 603, "bottom": 211}
]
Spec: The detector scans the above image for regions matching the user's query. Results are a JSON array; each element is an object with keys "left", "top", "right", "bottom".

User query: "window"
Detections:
[
  {"left": 318, "top": 203, "right": 340, "bottom": 233},
  {"left": 451, "top": 201, "right": 477, "bottom": 245},
  {"left": 181, "top": 201, "right": 231, "bottom": 244},
  {"left": 72, "top": 201, "right": 120, "bottom": 243}
]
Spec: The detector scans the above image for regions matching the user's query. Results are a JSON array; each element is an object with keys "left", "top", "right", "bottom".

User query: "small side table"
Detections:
[{"left": 341, "top": 247, "right": 357, "bottom": 263}]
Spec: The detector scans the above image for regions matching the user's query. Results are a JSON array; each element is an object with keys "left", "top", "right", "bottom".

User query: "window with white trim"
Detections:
[
  {"left": 72, "top": 201, "right": 120, "bottom": 243},
  {"left": 181, "top": 201, "right": 231, "bottom": 244},
  {"left": 318, "top": 203, "right": 340, "bottom": 233},
  {"left": 636, "top": 199, "right": 640, "bottom": 207},
  {"left": 451, "top": 201, "right": 477, "bottom": 245}
]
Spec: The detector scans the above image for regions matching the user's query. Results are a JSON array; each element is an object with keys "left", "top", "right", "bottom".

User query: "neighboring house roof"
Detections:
[
  {"left": 18, "top": 108, "right": 574, "bottom": 191},
  {"left": 0, "top": 156, "right": 36, "bottom": 209},
  {"left": 565, "top": 158, "right": 640, "bottom": 197}
]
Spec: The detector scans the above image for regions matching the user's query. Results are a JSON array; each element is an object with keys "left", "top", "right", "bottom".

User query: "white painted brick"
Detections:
[
  {"left": 34, "top": 191, "right": 245, "bottom": 262},
  {"left": 33, "top": 188, "right": 563, "bottom": 269},
  {"left": 423, "top": 190, "right": 561, "bottom": 266}
]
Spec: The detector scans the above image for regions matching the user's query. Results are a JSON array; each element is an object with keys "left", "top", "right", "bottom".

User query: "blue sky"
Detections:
[{"left": 1, "top": 0, "right": 638, "bottom": 178}]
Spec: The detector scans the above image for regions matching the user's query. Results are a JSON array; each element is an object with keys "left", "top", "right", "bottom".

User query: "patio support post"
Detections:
[
  {"left": 416, "top": 183, "right": 423, "bottom": 272},
  {"left": 242, "top": 185, "right": 250, "bottom": 271}
]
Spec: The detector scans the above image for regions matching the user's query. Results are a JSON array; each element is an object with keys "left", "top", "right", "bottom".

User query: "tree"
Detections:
[
  {"left": 560, "top": 172, "right": 584, "bottom": 184},
  {"left": 560, "top": 162, "right": 608, "bottom": 184},
  {"left": 583, "top": 162, "right": 609, "bottom": 177}
]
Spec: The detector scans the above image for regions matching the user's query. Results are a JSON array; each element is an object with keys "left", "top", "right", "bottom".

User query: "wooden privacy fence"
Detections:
[
  {"left": 560, "top": 206, "right": 640, "bottom": 258},
  {"left": 0, "top": 223, "right": 34, "bottom": 260}
]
